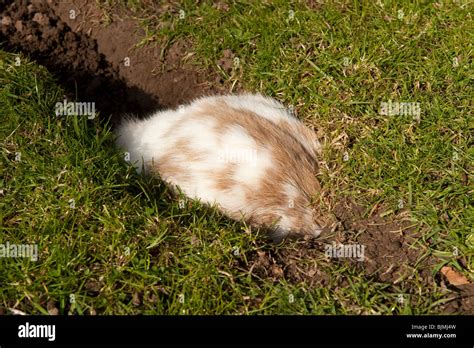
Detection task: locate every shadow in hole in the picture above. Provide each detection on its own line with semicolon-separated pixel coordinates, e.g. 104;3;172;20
0;0;161;127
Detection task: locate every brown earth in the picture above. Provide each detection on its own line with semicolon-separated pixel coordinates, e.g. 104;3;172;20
0;0;224;124
0;0;471;313
246;199;473;314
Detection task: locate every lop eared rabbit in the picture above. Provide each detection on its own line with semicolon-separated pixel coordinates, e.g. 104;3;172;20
116;94;328;241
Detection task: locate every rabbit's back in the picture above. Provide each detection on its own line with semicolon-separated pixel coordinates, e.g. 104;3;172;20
116;94;325;240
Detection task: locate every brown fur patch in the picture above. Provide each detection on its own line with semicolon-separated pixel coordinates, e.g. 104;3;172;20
149;139;195;182
214;163;237;191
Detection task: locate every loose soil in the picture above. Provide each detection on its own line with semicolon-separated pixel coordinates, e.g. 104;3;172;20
0;0;224;123
1;0;471;313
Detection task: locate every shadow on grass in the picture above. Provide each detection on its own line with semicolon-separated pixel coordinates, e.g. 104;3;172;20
0;0;161;127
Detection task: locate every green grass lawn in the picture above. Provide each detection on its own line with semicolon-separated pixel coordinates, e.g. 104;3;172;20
1;1;472;314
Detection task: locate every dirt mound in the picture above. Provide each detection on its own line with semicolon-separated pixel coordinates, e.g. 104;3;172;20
248;199;429;285
0;0;223;124
246;199;473;313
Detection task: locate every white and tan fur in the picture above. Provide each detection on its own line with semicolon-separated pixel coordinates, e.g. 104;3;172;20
116;94;327;241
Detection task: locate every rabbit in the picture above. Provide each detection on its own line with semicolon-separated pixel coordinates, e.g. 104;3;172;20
116;93;329;241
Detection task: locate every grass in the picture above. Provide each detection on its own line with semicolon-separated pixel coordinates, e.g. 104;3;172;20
125;0;472;277
1;0;473;314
